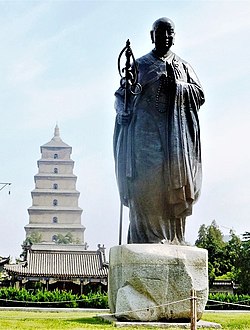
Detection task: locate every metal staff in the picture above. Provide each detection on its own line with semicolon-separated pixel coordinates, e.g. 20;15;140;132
0;182;11;194
117;40;141;245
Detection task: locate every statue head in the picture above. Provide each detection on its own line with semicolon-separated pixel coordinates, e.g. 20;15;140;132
150;17;175;56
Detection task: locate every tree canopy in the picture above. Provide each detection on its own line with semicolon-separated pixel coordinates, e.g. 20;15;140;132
195;221;249;294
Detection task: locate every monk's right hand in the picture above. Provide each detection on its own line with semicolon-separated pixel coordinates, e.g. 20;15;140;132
117;113;132;125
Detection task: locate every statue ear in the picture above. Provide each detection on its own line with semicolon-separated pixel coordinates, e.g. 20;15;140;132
172;33;176;45
150;30;155;44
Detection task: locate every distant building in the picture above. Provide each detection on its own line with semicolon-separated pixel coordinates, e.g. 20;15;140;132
24;125;85;245
5;126;108;292
210;279;238;295
0;256;10;286
5;244;108;293
0;256;10;272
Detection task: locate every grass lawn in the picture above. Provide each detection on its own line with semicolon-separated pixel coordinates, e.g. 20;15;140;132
202;311;250;329
0;310;249;329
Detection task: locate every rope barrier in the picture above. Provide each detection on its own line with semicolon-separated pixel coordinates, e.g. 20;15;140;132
102;297;191;318
208;298;250;304
0;296;106;304
206;298;250;309
205;298;250;308
0;296;249;310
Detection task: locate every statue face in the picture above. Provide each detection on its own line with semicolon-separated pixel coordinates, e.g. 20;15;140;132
152;23;175;56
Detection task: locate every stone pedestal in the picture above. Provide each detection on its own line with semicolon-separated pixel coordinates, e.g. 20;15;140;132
108;244;208;322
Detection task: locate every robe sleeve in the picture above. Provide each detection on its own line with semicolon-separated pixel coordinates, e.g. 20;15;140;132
114;87;125;114
167;60;204;217
181;62;205;111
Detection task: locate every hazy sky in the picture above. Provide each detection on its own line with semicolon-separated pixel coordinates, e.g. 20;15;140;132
0;0;249;259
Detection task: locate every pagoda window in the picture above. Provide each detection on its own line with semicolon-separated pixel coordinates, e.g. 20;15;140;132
52;235;58;242
53;183;58;190
54;168;58;174
54;153;58;159
53;199;58;206
53;217;58;223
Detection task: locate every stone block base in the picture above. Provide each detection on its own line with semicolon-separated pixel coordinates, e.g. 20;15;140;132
108;244;208;322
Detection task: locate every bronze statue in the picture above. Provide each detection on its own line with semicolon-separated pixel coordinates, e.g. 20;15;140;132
114;17;205;244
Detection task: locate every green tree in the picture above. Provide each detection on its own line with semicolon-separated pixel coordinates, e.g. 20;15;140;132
20;232;42;260
195;224;208;246
196;220;226;279
195;224;250;293
54;232;74;244
24;232;42;245
237;231;250;294
223;230;242;280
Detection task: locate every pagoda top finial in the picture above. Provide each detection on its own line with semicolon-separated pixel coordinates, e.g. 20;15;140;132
52;124;61;141
41;124;71;149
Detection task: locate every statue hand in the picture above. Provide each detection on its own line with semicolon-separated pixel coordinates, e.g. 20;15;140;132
166;62;175;83
117;112;132;125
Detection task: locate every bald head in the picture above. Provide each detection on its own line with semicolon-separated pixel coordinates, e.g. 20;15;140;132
152;17;175;32
150;17;175;56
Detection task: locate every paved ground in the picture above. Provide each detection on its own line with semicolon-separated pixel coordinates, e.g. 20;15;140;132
98;314;222;329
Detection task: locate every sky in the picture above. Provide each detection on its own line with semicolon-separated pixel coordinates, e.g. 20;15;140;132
0;0;249;260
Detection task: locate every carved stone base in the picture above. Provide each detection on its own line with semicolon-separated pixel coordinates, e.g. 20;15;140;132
108;244;208;322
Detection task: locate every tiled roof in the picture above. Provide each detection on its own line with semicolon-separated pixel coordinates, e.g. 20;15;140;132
5;249;108;279
0;256;10;266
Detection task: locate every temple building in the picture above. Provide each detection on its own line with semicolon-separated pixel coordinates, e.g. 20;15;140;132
24;125;85;245
5;244;108;292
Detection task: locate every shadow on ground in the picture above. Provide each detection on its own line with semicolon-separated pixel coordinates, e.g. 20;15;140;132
68;317;110;326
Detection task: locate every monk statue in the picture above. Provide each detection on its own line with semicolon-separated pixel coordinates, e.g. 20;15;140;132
113;17;205;245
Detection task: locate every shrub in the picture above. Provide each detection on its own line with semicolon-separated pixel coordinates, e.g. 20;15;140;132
206;293;250;310
78;291;108;309
0;287;108;308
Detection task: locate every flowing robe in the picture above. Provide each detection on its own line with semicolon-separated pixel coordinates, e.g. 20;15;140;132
114;50;205;244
